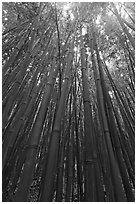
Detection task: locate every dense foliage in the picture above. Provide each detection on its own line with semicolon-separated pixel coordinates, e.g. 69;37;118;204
2;2;135;202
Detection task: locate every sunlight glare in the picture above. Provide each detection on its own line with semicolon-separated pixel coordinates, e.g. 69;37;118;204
70;12;74;20
63;3;70;11
62;3;74;21
82;27;87;35
74;47;78;52
96;15;101;25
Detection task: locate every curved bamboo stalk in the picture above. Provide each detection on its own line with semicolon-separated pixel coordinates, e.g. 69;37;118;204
40;41;74;201
90;21;127;201
111;3;135;50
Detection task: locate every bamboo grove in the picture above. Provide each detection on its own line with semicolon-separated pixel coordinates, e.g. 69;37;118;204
2;2;135;202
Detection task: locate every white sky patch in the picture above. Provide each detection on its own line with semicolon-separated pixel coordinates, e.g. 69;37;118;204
100;29;104;34
105;60;109;66
108;10;113;16
106;35;109;40
82;27;87;35
96;15;101;25
105;59;116;72
69;12;74;20
3;10;7;14
62;3;74;20
63;3;70;11
109;90;114;98
74;46;80;61
99;51;103;60
74;46;78;52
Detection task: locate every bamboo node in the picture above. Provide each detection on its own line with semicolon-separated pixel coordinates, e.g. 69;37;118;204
15;46;21;52
104;129;109;133
47;82;52;86
64;76;69;80
25;144;38;150
85;159;96;165
20;117;25;121
122;26;127;31
22;101;27;104
9;129;14;133
96;77;100;81
83;99;90;103
15;81;21;84
81;47;85;50
81;67;86;70
53;128;60;133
